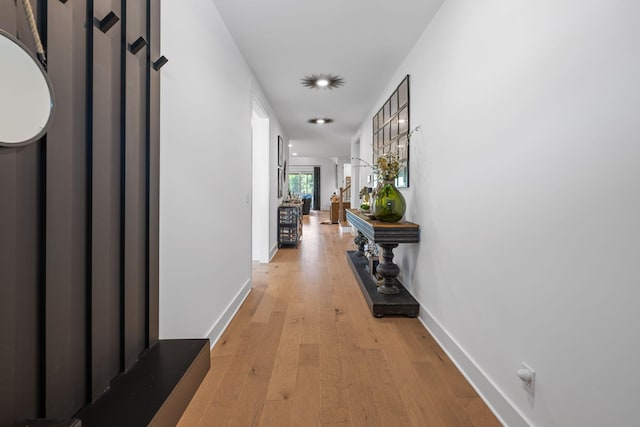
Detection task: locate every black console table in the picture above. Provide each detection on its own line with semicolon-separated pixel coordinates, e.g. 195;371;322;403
345;209;420;317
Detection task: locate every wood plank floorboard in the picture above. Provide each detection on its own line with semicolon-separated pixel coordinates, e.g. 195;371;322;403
178;211;501;427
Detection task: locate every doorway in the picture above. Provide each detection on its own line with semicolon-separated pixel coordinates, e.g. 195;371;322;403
288;171;314;215
288;172;314;199
251;99;270;263
288;164;321;211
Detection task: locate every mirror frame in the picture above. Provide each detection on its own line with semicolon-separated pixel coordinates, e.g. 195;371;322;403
0;28;55;148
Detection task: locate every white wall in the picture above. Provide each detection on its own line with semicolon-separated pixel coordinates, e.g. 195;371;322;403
355;1;640;426
160;0;285;342
251;105;269;263
336;156;350;190
343;163;351;187
350;135;361;207
289;156;338;210
250;84;288;261
251;81;289;259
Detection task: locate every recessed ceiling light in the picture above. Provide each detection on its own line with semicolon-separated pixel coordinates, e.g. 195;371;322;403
292;152;298;156
301;74;344;90
307;118;333;124
288;143;293;147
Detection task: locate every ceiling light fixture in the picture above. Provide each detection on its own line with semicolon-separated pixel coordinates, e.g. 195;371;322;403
308;118;333;124
288;143;293;147
301;74;344;90
292;153;298;156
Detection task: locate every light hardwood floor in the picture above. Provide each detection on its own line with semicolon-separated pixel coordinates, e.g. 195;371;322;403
178;211;501;426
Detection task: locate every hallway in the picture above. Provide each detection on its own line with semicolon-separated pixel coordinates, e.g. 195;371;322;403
178;211;500;426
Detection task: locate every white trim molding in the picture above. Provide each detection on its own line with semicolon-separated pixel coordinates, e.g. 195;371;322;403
419;309;533;427
205;278;252;349
269;243;278;262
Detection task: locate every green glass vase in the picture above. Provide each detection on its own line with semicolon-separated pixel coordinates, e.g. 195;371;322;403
373;180;406;222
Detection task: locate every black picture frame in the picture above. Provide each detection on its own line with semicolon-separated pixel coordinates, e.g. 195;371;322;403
277;168;283;198
372;75;410;188
277;135;284;167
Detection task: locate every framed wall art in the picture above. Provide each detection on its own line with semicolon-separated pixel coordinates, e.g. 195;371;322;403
277;135;284;167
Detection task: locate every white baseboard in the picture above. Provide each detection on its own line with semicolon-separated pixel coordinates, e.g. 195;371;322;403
205;278;252;349
418;309;532;427
269;243;278;261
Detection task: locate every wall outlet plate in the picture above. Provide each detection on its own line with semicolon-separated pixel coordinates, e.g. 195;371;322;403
519;362;535;395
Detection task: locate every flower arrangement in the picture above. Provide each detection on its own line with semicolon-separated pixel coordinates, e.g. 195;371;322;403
352;150;402;181
375;152;401;181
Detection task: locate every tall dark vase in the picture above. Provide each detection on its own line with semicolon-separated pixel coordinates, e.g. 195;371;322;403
373;180;406;222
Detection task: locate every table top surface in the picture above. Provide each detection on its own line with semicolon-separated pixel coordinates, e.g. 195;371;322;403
346;209;420;243
346;209;419;229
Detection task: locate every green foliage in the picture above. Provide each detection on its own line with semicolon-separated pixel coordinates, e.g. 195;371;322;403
288;172;313;196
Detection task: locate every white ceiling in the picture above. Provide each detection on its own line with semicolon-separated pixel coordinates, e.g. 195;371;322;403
212;0;444;158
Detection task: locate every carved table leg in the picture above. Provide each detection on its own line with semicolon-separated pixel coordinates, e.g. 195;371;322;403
354;231;367;257
376;243;400;294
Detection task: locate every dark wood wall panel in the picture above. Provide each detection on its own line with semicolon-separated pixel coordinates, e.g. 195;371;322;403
0;0;17;33
0;150;21;426
0;14;19;416
123;0;149;370
147;0;161;346
0;4;43;424
45;0;89;418
91;0;124;399
0;146;42;425
0;0;160;423
15;144;43;422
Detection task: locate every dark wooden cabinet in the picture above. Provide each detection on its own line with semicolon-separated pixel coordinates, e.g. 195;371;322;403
278;204;303;248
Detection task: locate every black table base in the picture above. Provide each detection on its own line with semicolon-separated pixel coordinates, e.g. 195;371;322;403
346;250;419;318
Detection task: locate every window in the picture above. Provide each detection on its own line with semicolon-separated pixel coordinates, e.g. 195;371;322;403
288;172;313;198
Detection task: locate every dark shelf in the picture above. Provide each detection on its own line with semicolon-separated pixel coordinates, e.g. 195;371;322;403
75;339;209;427
278;204;302;248
346;251;419;318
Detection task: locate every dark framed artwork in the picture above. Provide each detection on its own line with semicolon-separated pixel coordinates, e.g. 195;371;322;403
277;168;283;198
277;135;284;167
372;75;410;187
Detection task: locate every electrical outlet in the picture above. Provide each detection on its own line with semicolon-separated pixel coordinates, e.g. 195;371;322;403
517;362;535;395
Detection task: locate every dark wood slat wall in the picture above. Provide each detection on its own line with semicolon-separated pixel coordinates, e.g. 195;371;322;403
148;0;161;346
16;0;43;415
15;143;42;422
123;0;149;371
0;152;20;424
91;0;124;400
0;1;43;424
0;5;18;420
45;0;89;418
0;0;17;32
0;0;161;424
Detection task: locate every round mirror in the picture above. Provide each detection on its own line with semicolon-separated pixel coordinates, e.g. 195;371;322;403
0;29;54;147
